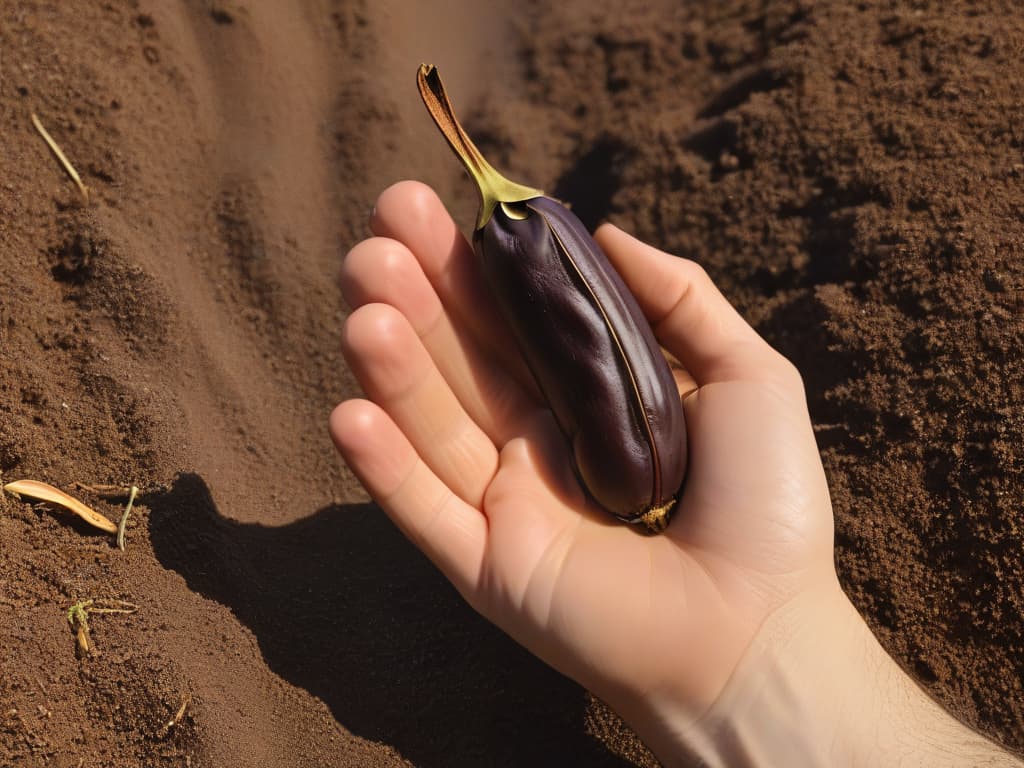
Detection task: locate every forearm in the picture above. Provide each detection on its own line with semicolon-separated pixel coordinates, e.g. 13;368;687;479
626;580;1023;767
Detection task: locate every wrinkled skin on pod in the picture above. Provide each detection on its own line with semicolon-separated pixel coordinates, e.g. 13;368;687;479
417;64;687;532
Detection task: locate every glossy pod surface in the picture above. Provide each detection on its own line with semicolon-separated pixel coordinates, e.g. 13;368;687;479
418;64;687;532
478;199;687;529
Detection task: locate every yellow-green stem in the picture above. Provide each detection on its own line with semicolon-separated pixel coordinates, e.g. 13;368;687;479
417;64;542;230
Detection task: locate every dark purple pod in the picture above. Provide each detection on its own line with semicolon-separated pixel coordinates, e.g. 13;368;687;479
417;64;687;532
477;198;686;529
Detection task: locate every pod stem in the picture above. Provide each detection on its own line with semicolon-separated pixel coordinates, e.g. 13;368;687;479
417;64;542;230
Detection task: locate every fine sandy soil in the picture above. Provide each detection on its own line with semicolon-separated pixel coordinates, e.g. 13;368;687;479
2;1;1023;766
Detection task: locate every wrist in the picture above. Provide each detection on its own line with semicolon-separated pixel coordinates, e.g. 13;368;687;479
622;577;1022;767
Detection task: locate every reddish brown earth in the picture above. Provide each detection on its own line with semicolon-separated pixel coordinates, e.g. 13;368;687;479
2;1;1023;765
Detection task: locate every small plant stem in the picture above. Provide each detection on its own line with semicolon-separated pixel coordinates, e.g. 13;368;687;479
66;599;138;656
67;600;93;655
116;485;139;551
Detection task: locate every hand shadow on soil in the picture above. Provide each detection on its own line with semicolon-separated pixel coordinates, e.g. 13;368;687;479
146;473;638;768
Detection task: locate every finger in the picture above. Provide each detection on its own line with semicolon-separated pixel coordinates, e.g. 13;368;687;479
329;399;487;597
342;303;499;507
672;365;699;401
595;224;793;385
663;348;699;400
341;237;536;444
368;180;538;391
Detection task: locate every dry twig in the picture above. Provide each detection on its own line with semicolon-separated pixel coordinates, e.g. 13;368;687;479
30;112;89;203
73;482;131;498
157;694;191;739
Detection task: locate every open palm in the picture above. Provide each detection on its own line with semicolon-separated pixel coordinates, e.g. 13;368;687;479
330;181;838;730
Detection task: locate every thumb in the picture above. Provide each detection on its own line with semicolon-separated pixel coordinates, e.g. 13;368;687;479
595;224;784;386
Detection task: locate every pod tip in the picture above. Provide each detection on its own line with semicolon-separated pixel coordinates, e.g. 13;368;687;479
638;500;675;534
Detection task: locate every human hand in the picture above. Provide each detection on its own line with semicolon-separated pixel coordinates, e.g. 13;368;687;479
331;182;1024;767
329;180;839;735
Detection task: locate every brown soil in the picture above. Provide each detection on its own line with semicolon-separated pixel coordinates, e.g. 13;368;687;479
1;1;1022;765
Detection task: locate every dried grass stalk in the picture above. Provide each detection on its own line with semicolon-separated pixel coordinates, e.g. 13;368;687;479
30;112;89;203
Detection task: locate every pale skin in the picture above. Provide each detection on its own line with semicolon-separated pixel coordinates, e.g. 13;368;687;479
330;181;1023;767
